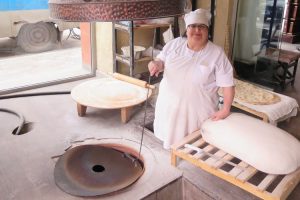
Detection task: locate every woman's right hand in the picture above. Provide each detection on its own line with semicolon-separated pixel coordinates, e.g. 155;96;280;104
148;60;164;77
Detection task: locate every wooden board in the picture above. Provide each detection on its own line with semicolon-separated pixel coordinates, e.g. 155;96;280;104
171;130;300;200
232;101;269;122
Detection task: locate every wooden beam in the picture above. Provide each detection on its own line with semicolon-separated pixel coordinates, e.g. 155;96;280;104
77;103;87;116
121;106;132;123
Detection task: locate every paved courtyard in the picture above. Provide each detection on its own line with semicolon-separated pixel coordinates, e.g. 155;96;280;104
0;31;91;94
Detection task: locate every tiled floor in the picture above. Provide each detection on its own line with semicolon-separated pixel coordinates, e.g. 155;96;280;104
277;74;300;139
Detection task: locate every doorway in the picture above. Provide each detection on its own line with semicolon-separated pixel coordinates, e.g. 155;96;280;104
232;0;300;91
0;22;95;95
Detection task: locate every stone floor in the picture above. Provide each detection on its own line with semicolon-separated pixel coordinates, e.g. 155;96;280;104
1;75;300;200
0;34;91;94
0;79;182;200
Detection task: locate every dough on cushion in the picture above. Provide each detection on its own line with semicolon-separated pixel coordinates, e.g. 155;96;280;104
201;113;300;174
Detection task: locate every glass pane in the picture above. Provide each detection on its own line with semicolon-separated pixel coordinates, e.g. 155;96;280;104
233;0;285;90
0;6;95;94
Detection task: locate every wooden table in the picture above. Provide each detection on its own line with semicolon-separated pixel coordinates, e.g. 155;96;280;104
219;79;299;124
71;78;152;123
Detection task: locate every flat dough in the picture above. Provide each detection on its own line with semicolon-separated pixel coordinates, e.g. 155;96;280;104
219;79;281;105
71;78;151;109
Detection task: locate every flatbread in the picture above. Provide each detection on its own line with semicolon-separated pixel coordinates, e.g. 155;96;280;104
219;79;281;105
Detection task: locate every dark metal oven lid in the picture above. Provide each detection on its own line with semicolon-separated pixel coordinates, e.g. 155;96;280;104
49;0;186;21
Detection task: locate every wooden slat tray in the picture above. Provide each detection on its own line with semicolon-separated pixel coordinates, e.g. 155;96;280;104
171;130;300;200
232;101;269;122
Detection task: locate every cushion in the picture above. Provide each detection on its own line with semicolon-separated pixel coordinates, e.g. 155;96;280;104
201;113;300;174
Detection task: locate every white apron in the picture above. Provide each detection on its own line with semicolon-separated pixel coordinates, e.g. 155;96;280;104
154;48;219;149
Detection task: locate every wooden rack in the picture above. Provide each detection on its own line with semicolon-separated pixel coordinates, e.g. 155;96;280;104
171;130;300;200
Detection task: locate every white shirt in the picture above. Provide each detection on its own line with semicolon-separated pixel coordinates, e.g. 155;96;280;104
154;37;234;149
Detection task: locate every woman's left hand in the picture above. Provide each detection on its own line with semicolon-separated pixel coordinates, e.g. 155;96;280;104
211;86;234;121
210;108;230;121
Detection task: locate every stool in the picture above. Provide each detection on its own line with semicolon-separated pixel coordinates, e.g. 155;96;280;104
257;48;300;90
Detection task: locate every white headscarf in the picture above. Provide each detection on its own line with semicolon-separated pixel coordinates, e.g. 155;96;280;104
184;8;211;28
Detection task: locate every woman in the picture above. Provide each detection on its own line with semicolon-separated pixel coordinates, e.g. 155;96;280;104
148;9;235;149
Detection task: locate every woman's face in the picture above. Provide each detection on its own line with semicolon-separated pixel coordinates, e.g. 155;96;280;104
186;24;209;46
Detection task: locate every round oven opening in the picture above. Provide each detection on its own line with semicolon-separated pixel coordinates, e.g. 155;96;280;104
54;143;144;197
92;164;105;173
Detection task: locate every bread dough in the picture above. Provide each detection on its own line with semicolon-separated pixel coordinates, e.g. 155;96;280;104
201;113;300;174
71;78;151;109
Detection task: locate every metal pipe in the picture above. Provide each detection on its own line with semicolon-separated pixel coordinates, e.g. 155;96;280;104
0;91;70;135
0;91;70;100
0;108;25;135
